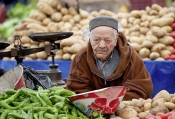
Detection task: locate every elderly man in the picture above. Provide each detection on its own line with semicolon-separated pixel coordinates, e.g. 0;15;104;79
66;16;153;100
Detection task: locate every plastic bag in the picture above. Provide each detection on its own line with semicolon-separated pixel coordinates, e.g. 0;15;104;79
23;66;52;90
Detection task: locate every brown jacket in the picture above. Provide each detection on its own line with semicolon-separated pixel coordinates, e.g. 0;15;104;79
66;32;153;100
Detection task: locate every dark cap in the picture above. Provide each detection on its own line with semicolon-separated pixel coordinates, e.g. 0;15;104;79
89;16;118;31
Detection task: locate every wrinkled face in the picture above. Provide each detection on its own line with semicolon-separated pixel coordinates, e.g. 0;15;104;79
89;26;118;62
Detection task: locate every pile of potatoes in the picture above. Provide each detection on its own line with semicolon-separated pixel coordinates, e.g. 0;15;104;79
117;4;175;60
3;1;175;60
116;90;175;119
4;0;94;60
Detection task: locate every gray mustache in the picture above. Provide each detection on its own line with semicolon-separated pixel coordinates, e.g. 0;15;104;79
97;49;107;52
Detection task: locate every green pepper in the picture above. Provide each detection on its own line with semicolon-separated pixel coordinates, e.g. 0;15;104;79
33;113;39;119
44;113;55;119
49;95;65;104
38;111;45;119
0;111;8;119
71;106;78;117
3;88;22;103
0;98;30;109
36;93;47;107
39;93;53;107
5;89;17;95
55;89;76;97
77;109;89;119
22;103;41;111
8;112;25;119
27;110;33;119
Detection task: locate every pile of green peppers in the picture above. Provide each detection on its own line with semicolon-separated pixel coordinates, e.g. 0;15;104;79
0;87;104;119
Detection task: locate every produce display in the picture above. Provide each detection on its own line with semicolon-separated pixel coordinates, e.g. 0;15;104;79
3;0;174;60
116;90;175;119
0;86;103;119
118;4;175;60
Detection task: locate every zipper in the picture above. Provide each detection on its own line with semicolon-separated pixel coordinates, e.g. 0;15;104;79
124;82;152;98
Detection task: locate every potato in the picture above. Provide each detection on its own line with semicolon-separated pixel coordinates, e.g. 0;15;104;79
133;19;141;25
62;53;71;60
48;0;58;8
73;14;81;23
27;23;48;32
143;102;152;111
129;25;140;32
70;54;76;60
151;45;161;52
130;99;143;107
69;7;77;16
56;1;62;10
21;36;31;44
151;26;166;38
149;52;160;60
24;56;33;60
142;40;154;49
150;105;169;115
146;35;158;43
159;36;174;45
21;18;42;25
69;43;83;54
152;4;162;12
165;46;174;51
129;31;140;37
140;27;149;35
56;50;63;56
51;12;62;22
153;90;171;102
29;10;46;21
120;18;127;28
60;7;69;15
118;107;138;119
37;2;55;15
155;57;165;60
138;112;150;119
160;50;171;58
170;97;175;104
139;48;150;58
129;42;142;52
62;15;72;22
42;18;52;26
146;6;152;13
162;26;172;33
156;43;166;50
62;46;70;53
149;10;158;15
36;51;48;59
159;8;168;17
29;54;37;59
47;22;58;32
55;55;62;60
130;10;141;18
150;17;174;27
164;102;175;110
80;9;89;18
128;17;135;23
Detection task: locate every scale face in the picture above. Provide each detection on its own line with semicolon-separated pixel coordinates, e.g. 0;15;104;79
28;32;73;42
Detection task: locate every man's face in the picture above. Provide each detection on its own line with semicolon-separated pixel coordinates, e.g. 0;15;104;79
89;26;118;62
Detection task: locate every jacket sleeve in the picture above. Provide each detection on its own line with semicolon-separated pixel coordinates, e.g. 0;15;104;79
66;51;93;93
122;49;153;100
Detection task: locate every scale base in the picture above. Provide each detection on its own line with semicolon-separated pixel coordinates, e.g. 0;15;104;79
37;66;65;85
